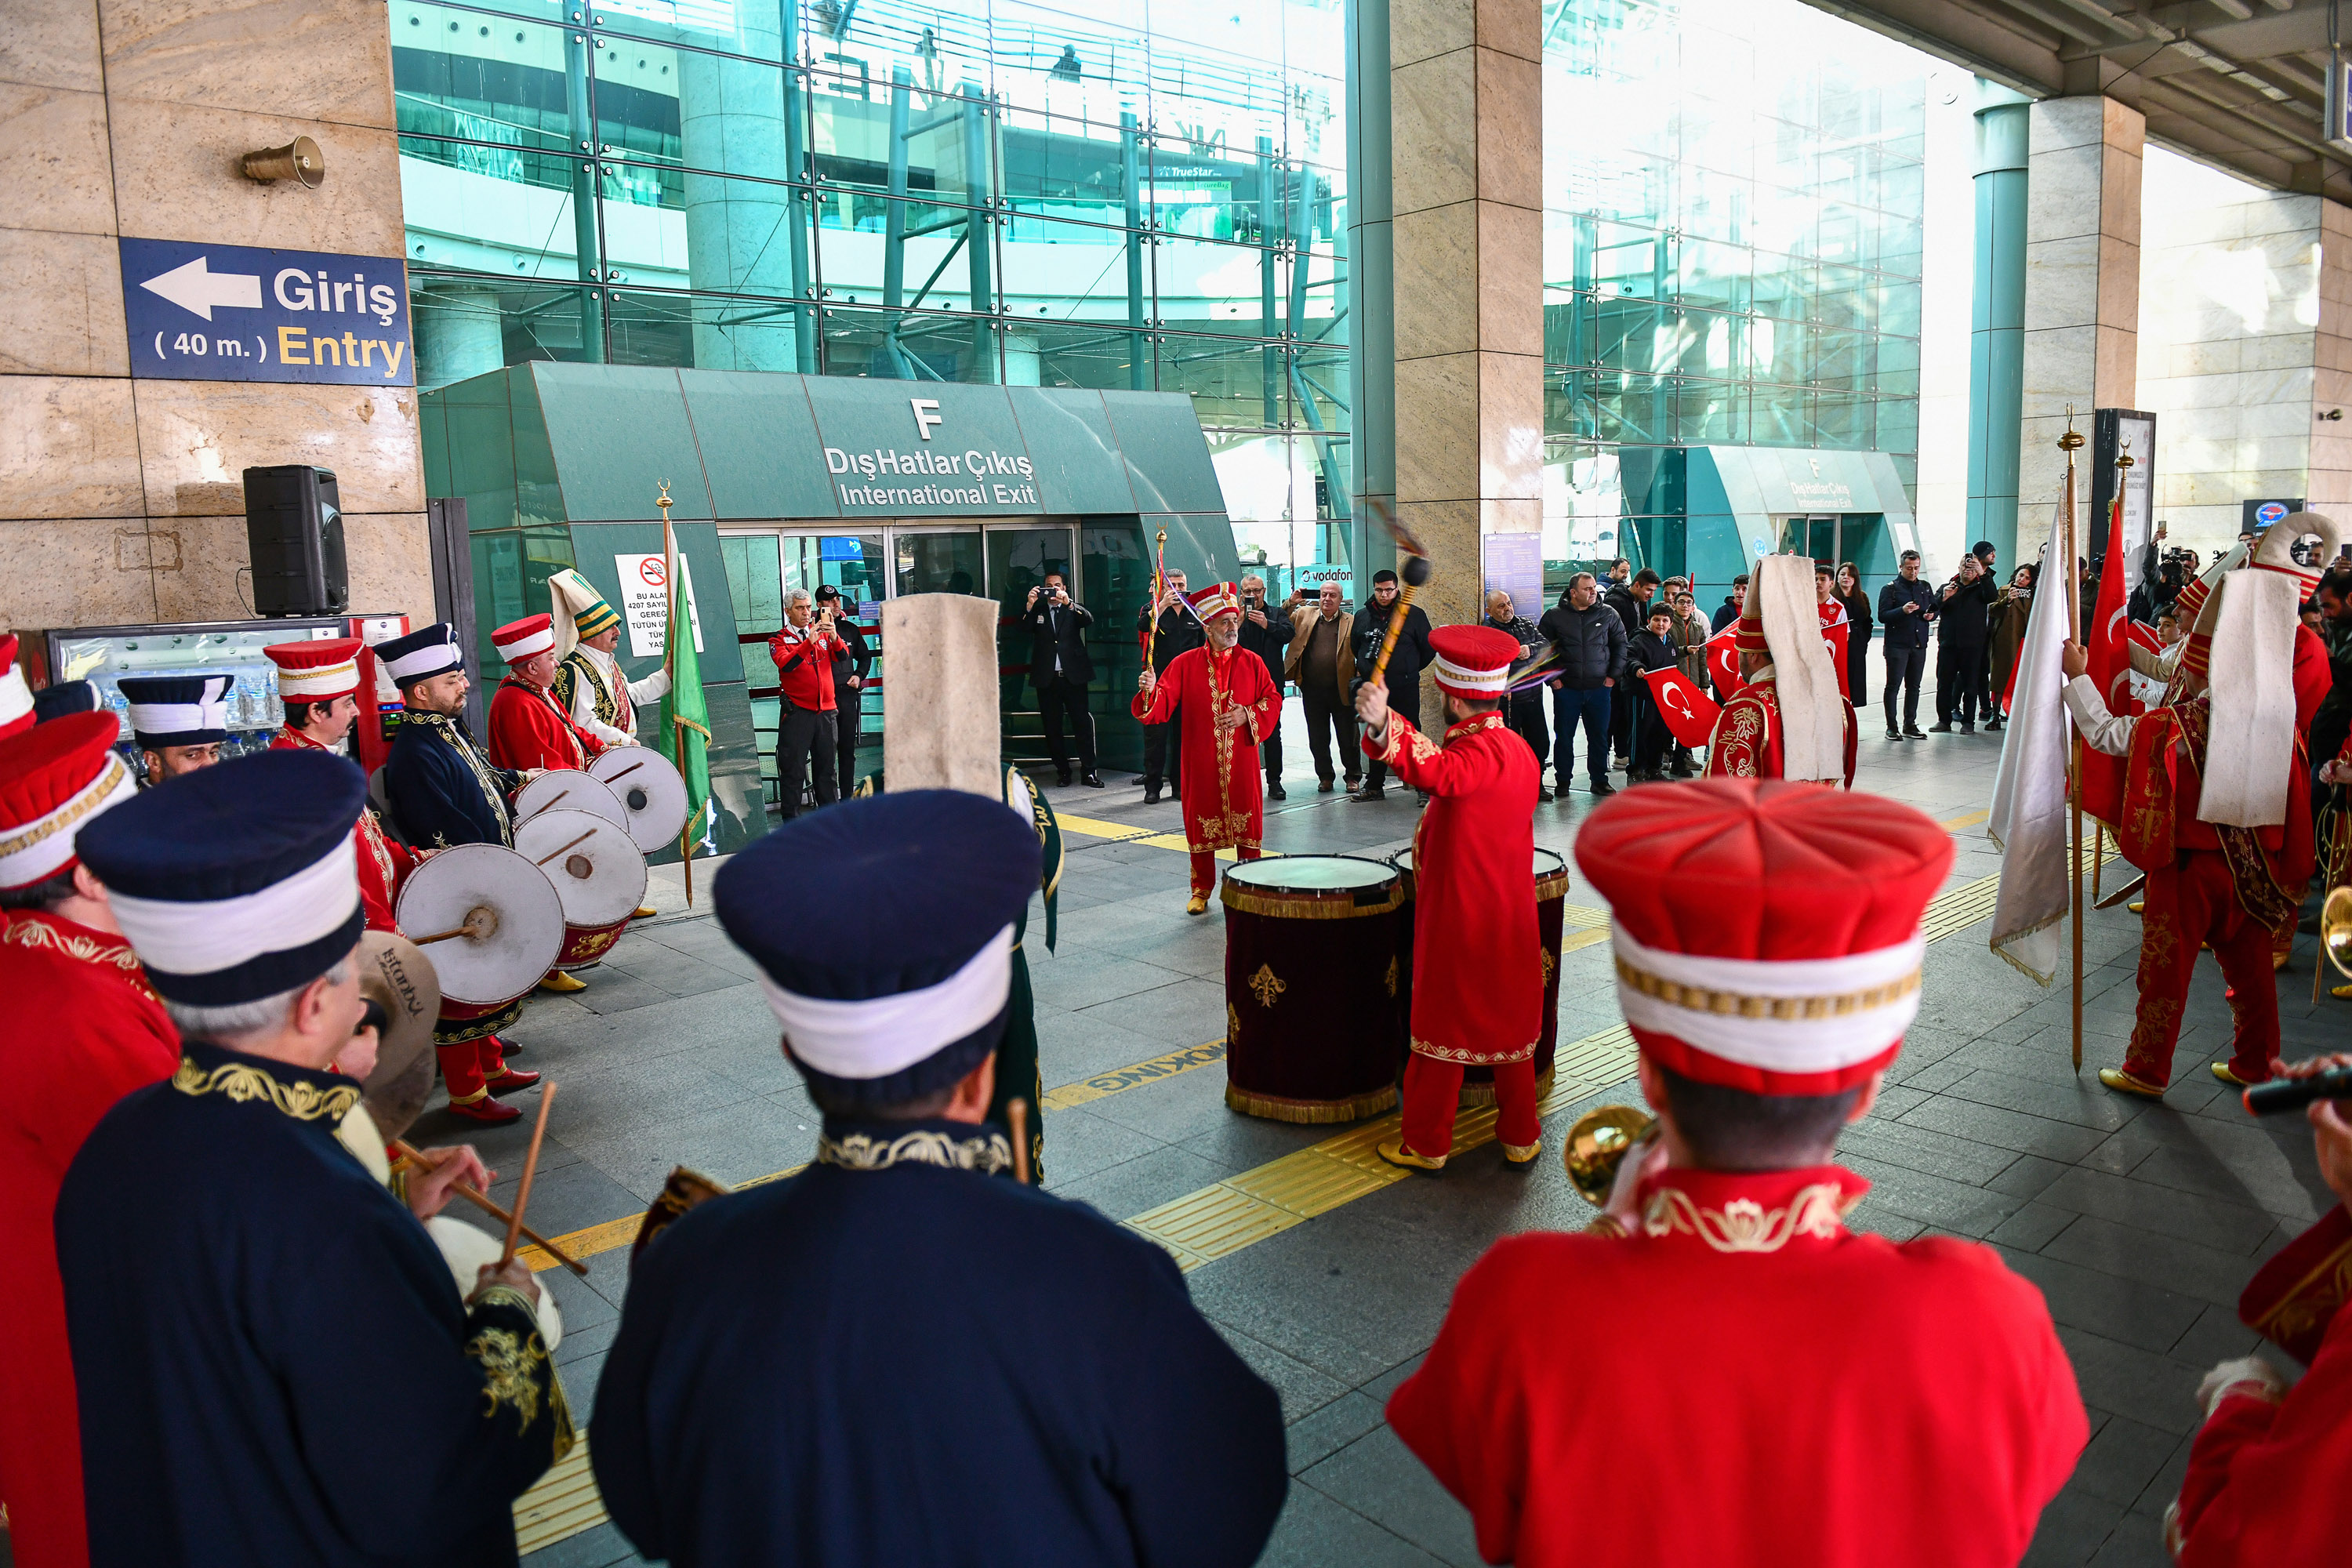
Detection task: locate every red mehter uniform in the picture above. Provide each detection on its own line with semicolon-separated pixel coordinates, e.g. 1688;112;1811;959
1387;779;2086;1566
0;714;177;1568
2167;1198;2352;1564
1704;556;1857;786
487;612;607;773
1704;670;1858;786
1130;583;1282;904
268;728;419;933
1366;626;1543;1165
768;619;848;710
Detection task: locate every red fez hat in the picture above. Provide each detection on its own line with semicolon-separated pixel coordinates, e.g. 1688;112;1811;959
1428;624;1517;698
1574;779;1953;1095
0;711;137;890
263;636;363;702
492;614;557;662
1189;582;1241;621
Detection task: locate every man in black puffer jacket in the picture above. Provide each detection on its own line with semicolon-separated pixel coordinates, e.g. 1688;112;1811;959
1537;572;1627;797
1930;555;1998;734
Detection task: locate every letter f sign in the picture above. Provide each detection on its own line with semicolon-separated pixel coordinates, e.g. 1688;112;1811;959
910;398;943;441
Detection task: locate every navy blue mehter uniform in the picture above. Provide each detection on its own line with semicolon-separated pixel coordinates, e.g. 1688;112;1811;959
56;750;571;1568
591;790;1287;1568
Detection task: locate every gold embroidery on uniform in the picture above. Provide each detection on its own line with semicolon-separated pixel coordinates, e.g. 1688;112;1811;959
1226;1002;1241;1042
1384;954;1399;997
1410;1035;1536;1065
464;1314;564;1440
1248;962;1287;1007
1613;956;1921;1020
0;754;128;858
171;1057;361;1121
410;710;514;847
1641;1181;1854;1252
1540;948;1555;985
818;1128;1014;1173
5;916;144;972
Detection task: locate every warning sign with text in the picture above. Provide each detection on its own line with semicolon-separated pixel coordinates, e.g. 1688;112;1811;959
615;554;706;660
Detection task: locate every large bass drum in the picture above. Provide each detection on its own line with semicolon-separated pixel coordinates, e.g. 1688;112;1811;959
512;768;627;829
393;844;564;1021
588;745;691;853
513;808;647;971
1220;856;1404;1123
355;931;441;1144
1389;847;1568;1105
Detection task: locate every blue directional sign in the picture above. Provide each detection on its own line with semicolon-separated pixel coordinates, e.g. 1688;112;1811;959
119;238;414;387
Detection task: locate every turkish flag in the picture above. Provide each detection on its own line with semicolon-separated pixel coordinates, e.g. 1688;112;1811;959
1642;666;1722;749
1705;625;1745;700
2078;493;2134;827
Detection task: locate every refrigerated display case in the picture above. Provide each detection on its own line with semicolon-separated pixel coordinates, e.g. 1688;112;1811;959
38;613;411;771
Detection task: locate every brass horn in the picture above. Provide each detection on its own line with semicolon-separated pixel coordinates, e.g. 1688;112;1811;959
1563;1104;1657;1207
2322;885;2352;983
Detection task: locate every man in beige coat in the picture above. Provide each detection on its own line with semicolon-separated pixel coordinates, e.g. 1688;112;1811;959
1281;581;1360;793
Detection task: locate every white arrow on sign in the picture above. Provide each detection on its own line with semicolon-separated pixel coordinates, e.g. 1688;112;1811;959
140;256;263;321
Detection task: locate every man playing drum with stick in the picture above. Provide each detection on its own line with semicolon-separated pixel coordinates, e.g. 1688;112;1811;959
55;749;573;1568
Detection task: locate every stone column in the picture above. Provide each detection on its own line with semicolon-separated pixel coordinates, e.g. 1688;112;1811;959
1964;92;2027;566
2018;96;2142;549
1388;0;1543;652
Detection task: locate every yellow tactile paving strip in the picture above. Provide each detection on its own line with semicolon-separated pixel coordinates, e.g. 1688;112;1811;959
513;1434;602;1555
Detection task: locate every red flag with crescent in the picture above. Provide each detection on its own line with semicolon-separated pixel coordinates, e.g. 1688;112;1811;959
2078;490;2133;827
1704;623;1744;700
1642;666;1723;749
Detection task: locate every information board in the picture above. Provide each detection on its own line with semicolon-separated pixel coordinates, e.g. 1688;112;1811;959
119;237;415;387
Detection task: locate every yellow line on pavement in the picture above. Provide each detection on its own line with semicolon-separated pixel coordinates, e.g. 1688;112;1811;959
1940;808;1991;830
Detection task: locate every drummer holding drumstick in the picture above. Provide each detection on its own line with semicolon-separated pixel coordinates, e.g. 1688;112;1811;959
1355;624;1545;1171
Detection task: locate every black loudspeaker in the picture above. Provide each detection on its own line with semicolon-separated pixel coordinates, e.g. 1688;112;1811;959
244;465;348;616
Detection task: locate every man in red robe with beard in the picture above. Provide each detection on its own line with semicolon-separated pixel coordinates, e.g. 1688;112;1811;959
1132;583;1283;914
0;713;178;1568
1354;623;1544;1170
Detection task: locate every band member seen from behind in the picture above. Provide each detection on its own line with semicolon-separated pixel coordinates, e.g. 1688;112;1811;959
1282;580;1359;794
1135;568;1200;803
593;790;1287;1568
813;586;873;798
1388;780;2086;1567
1020;569;1099;788
1235;574;1294;800
58;750;572;1568
768;588;851;819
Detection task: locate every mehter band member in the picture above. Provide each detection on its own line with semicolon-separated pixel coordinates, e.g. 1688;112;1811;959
58;750;572;1568
1356;624;1544;1171
265;637;426;934
0;713;174;1568
377;622;540;1126
1131;581;1282;913
1388;779;2086;1568
487;613;606;775
1704;553;1857;786
2062;513;2338;1097
0;632;34;739
592;790;1288;1567
118;673;231;783
547;568;672;750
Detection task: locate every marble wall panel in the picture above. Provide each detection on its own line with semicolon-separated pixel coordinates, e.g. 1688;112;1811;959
106;101;401;255
1474;0;1541;63
1476;201;1541;358
0;516;160;626
1390;50;1475;220
2020;324;2096;423
343;509;434;621
0;84;118;236
1393;351;1478;503
132;379;423;517
147;511;241;622
2096;233;2138;329
1477;353;1543;499
2024;143;2103;245
2100;147;2142;248
0;2;105;93
1392;0;1473;70
1398;496;1479;630
96;0;396;130
1393;205;1479;361
2022;234;2097;334
0;376;143;517
1474;50;1540;209
0;228;129;376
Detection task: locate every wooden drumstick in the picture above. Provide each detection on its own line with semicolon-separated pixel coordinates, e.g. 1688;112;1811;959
1007;1098;1031;1185
1367;555;1434;690
532;826;597;867
601;758;648;783
394;1142;589;1276
498;1081;557;1269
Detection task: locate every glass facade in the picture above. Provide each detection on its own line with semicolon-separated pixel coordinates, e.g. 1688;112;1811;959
390;0;1348;582
1541;0;1929;585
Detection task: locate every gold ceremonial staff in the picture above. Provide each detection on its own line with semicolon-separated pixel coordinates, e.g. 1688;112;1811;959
2059;416;2085;1073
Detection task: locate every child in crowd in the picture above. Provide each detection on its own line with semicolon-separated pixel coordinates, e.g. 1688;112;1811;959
1625;604;1679;782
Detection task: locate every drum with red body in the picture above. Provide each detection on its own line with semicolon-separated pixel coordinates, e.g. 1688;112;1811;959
1388;847;1569;1104
1220;856;1405;1123
514;808;646;971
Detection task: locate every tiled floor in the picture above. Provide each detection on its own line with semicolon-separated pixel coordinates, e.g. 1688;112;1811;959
423;698;2342;1568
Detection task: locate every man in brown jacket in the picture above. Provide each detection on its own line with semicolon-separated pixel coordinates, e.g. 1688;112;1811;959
1282;581;1360;793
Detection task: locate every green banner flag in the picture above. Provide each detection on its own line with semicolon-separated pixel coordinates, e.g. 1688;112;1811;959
656;526;713;866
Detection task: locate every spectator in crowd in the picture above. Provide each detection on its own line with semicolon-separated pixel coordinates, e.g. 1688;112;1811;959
1354;570;1433;802
1018;571;1099;789
1661;586;1709;778
1604;557;1632;590
1711;573;1749;633
1602;569;1661;769
1539;572;1626;797
1878;549;1936;741
1234;575;1294;800
2302;597;2325;636
2155;610;2181;648
1282;582;1360;794
1930;554;1998;734
1624;604;1679;782
1969;542;1999;717
1485;589;1552;802
2126;521;2169;624
1985;564;2037;735
1135;568;1201;804
1834;561;1873;706
813;586;873;799
769;587;851;818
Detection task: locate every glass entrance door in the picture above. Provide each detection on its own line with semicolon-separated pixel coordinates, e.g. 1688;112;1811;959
720;529;887;811
1774;515;1840;562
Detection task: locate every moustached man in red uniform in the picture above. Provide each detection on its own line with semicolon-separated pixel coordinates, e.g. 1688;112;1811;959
0;713;179;1568
1387;779;2087;1568
1354;622;1544;1171
488;613;608;777
1132;582;1283;914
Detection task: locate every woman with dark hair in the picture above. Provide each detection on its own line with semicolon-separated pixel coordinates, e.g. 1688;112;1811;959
1986;563;2038;730
1835;561;1873;705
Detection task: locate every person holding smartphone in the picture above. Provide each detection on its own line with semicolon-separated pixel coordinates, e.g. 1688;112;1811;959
1022;571;1100;787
